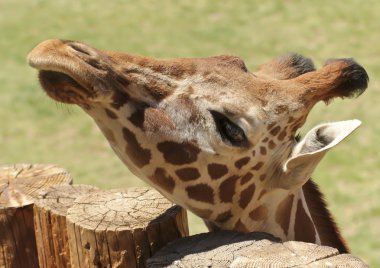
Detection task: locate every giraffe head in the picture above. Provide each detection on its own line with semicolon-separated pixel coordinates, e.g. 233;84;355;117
28;39;368;230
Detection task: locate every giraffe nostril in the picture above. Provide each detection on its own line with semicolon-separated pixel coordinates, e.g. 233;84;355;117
68;43;92;56
68;42;107;71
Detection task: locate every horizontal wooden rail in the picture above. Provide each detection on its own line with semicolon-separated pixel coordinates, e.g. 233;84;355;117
148;231;368;267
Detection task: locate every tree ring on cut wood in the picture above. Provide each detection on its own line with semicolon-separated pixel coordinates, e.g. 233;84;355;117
66;187;188;268
0;164;73;207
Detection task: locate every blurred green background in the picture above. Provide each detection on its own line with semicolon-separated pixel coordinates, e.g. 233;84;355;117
1;0;379;265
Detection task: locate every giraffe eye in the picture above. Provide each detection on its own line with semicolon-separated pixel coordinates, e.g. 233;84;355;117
210;111;248;147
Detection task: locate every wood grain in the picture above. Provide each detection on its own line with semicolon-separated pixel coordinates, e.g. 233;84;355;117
66;187;189;268
34;184;99;268
148;231;368;267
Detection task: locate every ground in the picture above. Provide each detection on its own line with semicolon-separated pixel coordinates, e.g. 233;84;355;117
1;0;379;266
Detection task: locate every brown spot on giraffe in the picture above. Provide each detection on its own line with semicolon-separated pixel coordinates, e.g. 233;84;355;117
249;205;268;221
122;128;151;168
270;126;281;136
157;141;200;165
260;146;267;155
111;91;129;109
234;219;249;232
240;172;253;185
294;198;316;243
207;163;228;180
150;168;176;194
175;167;201;181
234;156;250;169
251;162;264;171
259;174;266;181
262;137;269;143
215;210;233;223
105;108;118;119
275;194;294;236
219;175;239;203
128;107;145;129
186;183;214;204
239;183;256;209
268;140;276;150
267;123;275;131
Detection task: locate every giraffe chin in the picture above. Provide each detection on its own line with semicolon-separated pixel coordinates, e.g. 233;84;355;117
38;70;92;105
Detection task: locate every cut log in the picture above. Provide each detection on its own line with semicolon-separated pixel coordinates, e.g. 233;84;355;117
0;164;73;268
34;184;99;268
148;231;369;267
66;187;189;268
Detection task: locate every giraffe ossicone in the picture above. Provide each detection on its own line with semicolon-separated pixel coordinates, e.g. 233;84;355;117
28;39;369;253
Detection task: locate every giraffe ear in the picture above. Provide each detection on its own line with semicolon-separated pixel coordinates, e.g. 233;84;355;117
279;120;361;189
255;53;315;80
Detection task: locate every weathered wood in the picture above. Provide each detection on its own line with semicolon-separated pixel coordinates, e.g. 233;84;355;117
34;184;99;268
148;231;369;268
0;164;73;268
66;187;189;268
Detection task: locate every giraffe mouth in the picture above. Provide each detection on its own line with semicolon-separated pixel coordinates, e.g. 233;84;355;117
28;39;115;106
38;70;94;105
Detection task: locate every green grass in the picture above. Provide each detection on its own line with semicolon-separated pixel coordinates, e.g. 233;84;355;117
1;0;379;265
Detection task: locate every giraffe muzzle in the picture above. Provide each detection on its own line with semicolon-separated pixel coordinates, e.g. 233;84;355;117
28;39;122;105
28;39;179;106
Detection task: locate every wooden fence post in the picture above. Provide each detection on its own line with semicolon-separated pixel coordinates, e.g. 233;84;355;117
0;164;72;268
34;184;99;268
66;187;188;268
148;231;369;267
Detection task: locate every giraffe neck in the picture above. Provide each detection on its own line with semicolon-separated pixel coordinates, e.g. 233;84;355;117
301;180;349;253
212;179;349;253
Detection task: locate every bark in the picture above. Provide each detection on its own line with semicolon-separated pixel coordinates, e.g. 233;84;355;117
34;184;99;268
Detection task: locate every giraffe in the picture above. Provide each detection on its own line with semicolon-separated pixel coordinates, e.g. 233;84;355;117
28;39;368;253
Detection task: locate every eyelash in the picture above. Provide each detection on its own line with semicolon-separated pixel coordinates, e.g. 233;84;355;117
210;110;248;147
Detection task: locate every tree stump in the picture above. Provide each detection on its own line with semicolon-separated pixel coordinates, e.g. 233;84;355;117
66;187;189;268
0;164;73;268
148;231;368;267
34;184;99;268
